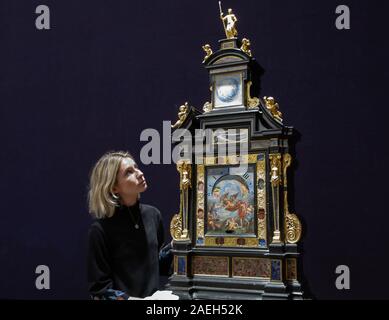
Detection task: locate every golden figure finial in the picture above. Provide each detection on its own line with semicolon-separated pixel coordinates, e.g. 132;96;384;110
264;96;283;122
219;2;238;39
181;167;191;190
240;38;252;57
270;157;281;187
202;44;213;63
171;102;190;129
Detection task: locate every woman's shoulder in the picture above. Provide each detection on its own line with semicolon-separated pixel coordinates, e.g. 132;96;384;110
89;219;105;233
140;203;162;219
87;219;107;243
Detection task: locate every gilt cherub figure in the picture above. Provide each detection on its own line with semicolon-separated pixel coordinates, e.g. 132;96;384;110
240;38;252;57
202;44;213;63
171;102;190;129
264;96;283;122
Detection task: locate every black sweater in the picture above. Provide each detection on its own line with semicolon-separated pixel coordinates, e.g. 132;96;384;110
87;201;172;300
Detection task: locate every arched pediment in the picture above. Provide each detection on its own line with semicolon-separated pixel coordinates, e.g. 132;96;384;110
205;50;250;67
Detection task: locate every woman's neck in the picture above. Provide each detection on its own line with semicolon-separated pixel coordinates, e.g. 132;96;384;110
119;194;139;207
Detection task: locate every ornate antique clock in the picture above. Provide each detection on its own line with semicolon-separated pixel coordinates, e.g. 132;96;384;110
167;7;304;300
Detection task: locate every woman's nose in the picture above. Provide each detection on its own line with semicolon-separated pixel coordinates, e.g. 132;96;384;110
136;169;144;178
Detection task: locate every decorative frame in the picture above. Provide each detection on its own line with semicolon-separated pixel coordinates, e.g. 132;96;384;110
213;71;244;108
206;163;256;237
195;153;267;248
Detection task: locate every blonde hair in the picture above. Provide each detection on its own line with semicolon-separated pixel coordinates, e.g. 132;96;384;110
88;151;134;219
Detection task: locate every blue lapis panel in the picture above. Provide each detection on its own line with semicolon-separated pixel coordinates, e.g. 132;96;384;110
271;260;281;281
196;238;204;245
257;153;265;161
177;256;186;275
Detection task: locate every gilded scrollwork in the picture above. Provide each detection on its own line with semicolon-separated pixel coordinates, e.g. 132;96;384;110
196;165;205;243
285;213;302;243
170;213;183;240
257;218;266;240
248;154;257;163
203;86;213;113
257;158;265;171
197;218;204;238
205;237;258;247
256;153;267;244
283;153;302;244
264;96;283;122
203;154;257;165
257;194;265;206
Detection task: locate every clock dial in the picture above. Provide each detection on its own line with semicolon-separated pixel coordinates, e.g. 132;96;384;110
205;165;256;236
216;77;239;103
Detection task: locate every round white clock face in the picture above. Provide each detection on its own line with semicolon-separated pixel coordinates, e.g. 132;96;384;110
216;77;239;103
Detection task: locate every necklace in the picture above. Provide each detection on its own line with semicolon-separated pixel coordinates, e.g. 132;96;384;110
128;207;140;229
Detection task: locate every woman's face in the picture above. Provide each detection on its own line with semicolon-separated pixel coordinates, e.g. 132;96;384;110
113;157;147;199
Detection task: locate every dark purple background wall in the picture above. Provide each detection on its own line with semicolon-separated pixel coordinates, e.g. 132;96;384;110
0;0;388;299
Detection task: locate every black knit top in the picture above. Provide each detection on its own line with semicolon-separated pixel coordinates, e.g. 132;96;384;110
87;201;172;300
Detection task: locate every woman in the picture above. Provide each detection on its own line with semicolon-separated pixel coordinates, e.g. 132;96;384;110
87;151;173;300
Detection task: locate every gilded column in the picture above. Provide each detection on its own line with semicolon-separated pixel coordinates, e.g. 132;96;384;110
170;160;191;241
269;153;282;243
